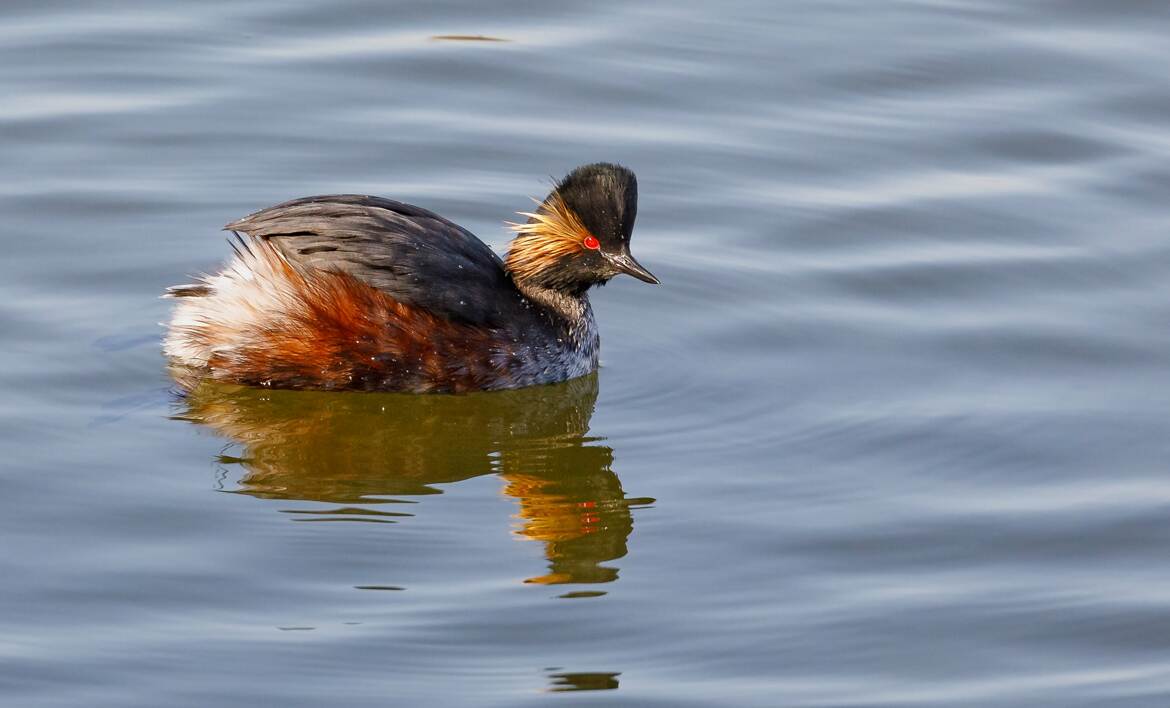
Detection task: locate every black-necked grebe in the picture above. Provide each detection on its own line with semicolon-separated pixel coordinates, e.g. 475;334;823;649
164;162;658;393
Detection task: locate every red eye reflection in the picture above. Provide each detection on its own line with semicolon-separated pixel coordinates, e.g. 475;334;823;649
583;235;600;250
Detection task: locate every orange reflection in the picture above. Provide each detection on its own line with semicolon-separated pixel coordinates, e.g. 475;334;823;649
174;371;652;587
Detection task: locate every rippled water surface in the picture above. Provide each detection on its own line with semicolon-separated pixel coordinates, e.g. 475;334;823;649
5;1;1170;705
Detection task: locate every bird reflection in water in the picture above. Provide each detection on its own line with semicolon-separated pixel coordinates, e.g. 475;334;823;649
173;371;652;589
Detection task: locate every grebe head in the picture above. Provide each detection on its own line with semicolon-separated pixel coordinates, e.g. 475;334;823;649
506;162;659;295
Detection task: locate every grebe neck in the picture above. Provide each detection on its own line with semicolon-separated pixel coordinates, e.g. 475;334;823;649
515;280;591;325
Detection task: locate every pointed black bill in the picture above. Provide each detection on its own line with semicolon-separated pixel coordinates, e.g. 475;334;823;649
609;251;660;284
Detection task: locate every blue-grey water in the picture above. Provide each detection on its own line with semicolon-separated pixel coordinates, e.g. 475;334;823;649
4;1;1170;705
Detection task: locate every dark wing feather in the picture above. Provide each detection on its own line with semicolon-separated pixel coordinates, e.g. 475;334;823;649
226;195;516;326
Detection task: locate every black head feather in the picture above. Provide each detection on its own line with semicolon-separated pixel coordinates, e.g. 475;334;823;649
554;163;638;249
506;163;656;295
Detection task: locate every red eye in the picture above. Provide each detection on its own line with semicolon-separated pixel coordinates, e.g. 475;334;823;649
583;235;600;250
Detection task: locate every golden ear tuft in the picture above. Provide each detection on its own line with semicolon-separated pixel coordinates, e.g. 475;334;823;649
504;192;592;282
